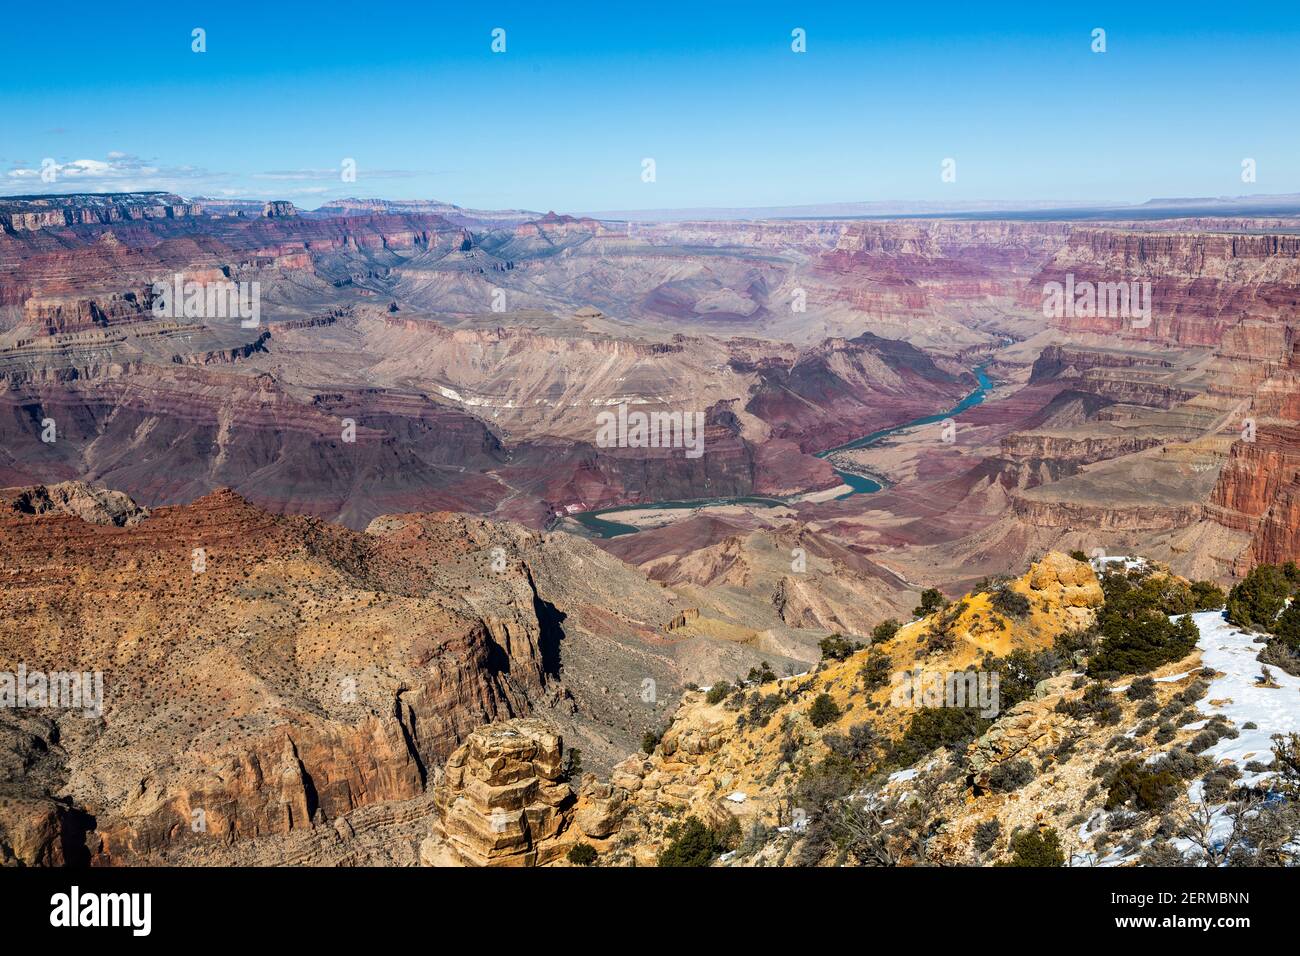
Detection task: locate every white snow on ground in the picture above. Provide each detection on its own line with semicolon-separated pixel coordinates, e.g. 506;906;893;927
1073;609;1300;865
1077;809;1104;842
1094;555;1148;572
1166;610;1300;856
1187;610;1300;786
882;759;936;790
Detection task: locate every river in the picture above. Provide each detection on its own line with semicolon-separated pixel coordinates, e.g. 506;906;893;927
568;364;991;538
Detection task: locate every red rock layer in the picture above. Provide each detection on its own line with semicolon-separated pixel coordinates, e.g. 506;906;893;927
1206;333;1300;569
0;489;558;862
1028;229;1300;349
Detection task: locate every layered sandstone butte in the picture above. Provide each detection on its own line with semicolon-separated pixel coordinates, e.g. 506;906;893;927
423;719;577;866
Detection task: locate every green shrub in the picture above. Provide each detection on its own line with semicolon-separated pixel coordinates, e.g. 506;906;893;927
705;681;732;705
1126;676;1156;700
1003;828;1064;867
925;620;957;654
1087;574;1199;677
1054;626;1098;662
913;588;947;618
1190;580;1226;611
858;650;893;691
567;842;598;866
642;728;662;754
1270;733;1300;796
991;588;1031;618
1150;746;1209;781
1201;766;1241;804
1272;601;1300;652
823;723;882;764
713;815;742;852
974;819;1001;854
1226;563;1298;631
1055;682;1121;725
746;693;783;727
886;708;992;769
987;759;1036;792
657;816;722;867
871;618;901;644
1104;759;1180;812
819;633;862;661
993;649;1060;711
796;752;859;811
562;748;582;780
808;693;842;728
746;661;777;684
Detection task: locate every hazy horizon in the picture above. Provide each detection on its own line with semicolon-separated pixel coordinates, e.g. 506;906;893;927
11;190;1300;225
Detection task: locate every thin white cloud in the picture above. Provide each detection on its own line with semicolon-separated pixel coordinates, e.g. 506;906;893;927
0;151;449;202
1;153;224;195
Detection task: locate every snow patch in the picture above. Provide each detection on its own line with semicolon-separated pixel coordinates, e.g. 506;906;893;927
1187;610;1300;788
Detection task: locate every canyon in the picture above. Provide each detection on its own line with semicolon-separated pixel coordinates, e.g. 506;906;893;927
2;191;1299;866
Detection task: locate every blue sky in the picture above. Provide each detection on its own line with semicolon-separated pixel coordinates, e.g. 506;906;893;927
2;1;1297;211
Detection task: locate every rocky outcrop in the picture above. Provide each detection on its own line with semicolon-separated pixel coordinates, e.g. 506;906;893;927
1025;550;1105;607
1029;345;1174;384
424;719;577;866
1000;432;1165;468
2;480;149;526
22;291;150;334
966;674;1081;791
1;193;201;233
574;777;629;839
0;797;96;866
1012;494;1203;532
